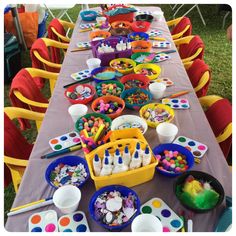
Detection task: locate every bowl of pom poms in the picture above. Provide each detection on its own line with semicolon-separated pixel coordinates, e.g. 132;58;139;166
120;74;150;90
174;171;225;213
96;80;124;97
45;155;90;189
89;185;140;231
120;88;152;110
128;32;149;42
153;143;194;177
91;96;125;119
134;63;161;80
110;58;136;75
64;84;96;104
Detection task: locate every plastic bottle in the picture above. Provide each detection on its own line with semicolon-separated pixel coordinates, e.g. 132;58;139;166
123;146;131;166
129;151;142;170
113;148;122;166
103;149;113;165
100;157;112;176
127;39;132;50
93;154;102;176
132;142;142;158
112;157;128;174
142;146;152;166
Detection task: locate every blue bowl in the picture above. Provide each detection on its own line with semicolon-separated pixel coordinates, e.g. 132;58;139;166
153;143;195;177
80;10;97;21
89;185;141;231
45;155;90;189
128;32;149;42
120;88;152;110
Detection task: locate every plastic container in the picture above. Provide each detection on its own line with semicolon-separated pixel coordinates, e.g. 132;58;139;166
86;58;101;71
153;143;195;177
134;63;161;80
95;80;124;97
174;170;225;213
80;10;98;21
156;122;178;143
89;185;141;230
131;52;156;64
135;14;154;23
45;155;90;189
91;66;120;83
131;21;151;32
85;128;158;189
96;16;107;25
111;21;132;29
128;32;149;42
149;82;166;99
68;104;88;123
64;84;95;105
91;95;125;119
120;74;150;89
110;27;131;36
89;30;111;41
131;40;152;53
110;58;136;75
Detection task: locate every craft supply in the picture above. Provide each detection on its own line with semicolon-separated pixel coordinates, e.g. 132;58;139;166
79;28;93;32
133;142;142;157
141;198;183;232
68;104;88;123
101;130;113;143
93;154;102;176
173;136;208;163
100;157;113;176
154;53;170;63
71;48;90;52
63;78;93;88
112;157;129;174
187;219;193;232
28;210;58;232
96;81;124;97
91;67;123;82
149;82;166;99
53;185;81;214
162;98;190;109
130;151;142;170
110;58;136;74
154;77;174;87
80;23;97;29
131;40;152;53
94;124;105;142
128;32;149;42
71;69;91;81
157;49;176;54
123;146;131;166
58;211;90;232
162;90;190;99
86;58;101;71
148;29;163;37
142;146;151;166
156;123;178;144
153;41;171;49
134;63;161;80
113;148;122;165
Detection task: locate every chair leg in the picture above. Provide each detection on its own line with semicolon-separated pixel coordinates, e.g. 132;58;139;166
222;11;230;29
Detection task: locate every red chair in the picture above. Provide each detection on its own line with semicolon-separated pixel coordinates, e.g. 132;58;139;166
199;95;232;160
185;59;211;97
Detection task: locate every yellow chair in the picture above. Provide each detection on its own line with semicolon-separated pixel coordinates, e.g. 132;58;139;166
4;107;45;192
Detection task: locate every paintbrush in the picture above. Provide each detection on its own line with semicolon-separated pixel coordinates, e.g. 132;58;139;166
71;47;91;52
63;77;93;88
162;90;190;99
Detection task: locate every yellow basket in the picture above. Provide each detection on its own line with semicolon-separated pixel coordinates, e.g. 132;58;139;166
85;128;158;189
134;63;161;80
139;103;175;128
110;58;136;75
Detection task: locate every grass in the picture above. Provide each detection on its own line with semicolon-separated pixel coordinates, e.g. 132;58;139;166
4;4;232;225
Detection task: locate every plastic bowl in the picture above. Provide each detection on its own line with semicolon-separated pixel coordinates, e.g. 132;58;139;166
131;52;156;64
174;170;225;213
96;80;124;97
111;21;132;29
120;74;150;89
131;40;152;53
128;32;149;42
90;30;111;41
110;58;136;75
91;67;121;83
120;88;152;110
89;185;141;231
45;155;90;189
131;21;151;32
153;143;195;177
80;10;98;21
91;95;125;119
110;27;131;36
64;84;96;105
135;14;154;23
111;114;148;134
134;63;161;80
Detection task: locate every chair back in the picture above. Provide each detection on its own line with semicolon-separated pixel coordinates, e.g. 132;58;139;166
172;16;192;38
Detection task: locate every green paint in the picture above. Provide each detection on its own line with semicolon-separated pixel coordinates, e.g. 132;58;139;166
178;137;186;142
142;206;152;214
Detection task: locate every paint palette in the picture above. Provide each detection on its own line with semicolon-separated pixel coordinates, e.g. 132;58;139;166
29;210;58;232
141;198;183;232
154;53;170;63
71;69;91;81
173;136;208;163
162;98;190;109
76;41;91;49
136;10;153;15
49;131;81;151
153;41;171;49
148;30;163;37
58;211;90;232
80;23;96;29
154;77;174;87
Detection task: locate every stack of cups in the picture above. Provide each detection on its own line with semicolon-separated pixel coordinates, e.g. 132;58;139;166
149;82;166;99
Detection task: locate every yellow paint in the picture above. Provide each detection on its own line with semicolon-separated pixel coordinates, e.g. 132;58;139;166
152;199;162;208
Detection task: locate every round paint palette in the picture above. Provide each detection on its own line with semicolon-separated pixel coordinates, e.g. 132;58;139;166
162;98;190;109
148;30;163;37
28;210;58;232
154;77;174;87
141;198;183;232
71;69;91;81
58;211;90;232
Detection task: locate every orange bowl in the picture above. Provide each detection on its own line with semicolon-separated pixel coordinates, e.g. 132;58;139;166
111;21;132;29
89;30;111;40
131;40;152;53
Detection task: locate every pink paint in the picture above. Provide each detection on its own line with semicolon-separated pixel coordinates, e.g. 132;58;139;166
73;138;81;143
198;145;206;150
163;226;170;232
45;223;56;232
180;99;187;103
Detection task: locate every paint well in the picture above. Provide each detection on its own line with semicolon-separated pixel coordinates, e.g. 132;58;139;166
31;215;41;224
198;145;206;150
161;209;171;217
142;206;152;214
45;223;56;232
170;219;181;228
76;224;87;232
188;141;196;146
50;139;58;144
59;217;70;227
31;227;42;232
152;199;162;208
54;144;62;150
178;137;186;142
73;213;84;222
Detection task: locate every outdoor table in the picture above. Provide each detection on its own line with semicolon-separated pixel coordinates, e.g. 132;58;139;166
5;6;232;232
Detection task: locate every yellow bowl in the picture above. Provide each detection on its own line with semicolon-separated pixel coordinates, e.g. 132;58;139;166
134;63;161;80
110;58;136;75
139;103;175;128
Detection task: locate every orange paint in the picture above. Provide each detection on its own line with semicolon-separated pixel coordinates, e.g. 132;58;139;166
185;146;192;151
31;215;41;224
50;139;58;144
59;217;70;226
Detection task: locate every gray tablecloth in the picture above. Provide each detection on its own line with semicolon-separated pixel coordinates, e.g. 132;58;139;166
5;6;232;232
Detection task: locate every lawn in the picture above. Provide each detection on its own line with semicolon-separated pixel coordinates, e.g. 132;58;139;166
4;4;232;224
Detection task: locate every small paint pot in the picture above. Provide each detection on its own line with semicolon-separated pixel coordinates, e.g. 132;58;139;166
86;58;101;71
53;185;81;214
131;214;163;232
149;82;166;99
68;104;88;123
156;122;178;144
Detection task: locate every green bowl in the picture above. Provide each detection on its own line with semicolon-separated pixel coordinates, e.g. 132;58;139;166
95;80;125;97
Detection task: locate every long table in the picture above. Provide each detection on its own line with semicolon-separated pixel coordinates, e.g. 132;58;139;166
5;6;232;232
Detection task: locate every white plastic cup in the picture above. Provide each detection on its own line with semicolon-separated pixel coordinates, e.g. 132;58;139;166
156;122;178;144
153;11;164;21
96;16;107;25
68;104;88;123
131;214;163;232
86;58;101;71
149;82;166;99
53;185;81;214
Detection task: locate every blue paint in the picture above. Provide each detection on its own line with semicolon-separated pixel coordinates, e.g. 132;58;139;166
60;136;68;141
31;227;42;232
76;224;87;232
73;213;84;222
63;229;73;232
170;219;181;228
172;99;178;103
188;141;196;146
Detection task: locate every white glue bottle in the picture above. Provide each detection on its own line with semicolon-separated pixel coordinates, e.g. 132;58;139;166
113;148;121;166
132;142;142;158
142;146;152;166
93;154;102;176
103;149;113;165
127;39;132;50
123;146;131;166
112;157;128;174
100;157;112;176
129;151;142;170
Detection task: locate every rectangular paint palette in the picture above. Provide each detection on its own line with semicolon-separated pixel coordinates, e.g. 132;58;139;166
153;41;171;49
28;210;58;232
154;77;174;87
173;136;208;163
58;211;90;232
71;69;91;81
148;29;163;37
76;42;91;49
49;131;81;151
141;198;183;232
162;98;190;109
154;53;170;63
80;23;96;29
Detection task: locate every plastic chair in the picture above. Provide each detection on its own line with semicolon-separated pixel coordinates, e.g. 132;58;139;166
199;95;232;160
167;16;192;40
4;107;45;192
184;59;211;97
174;35;204;64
